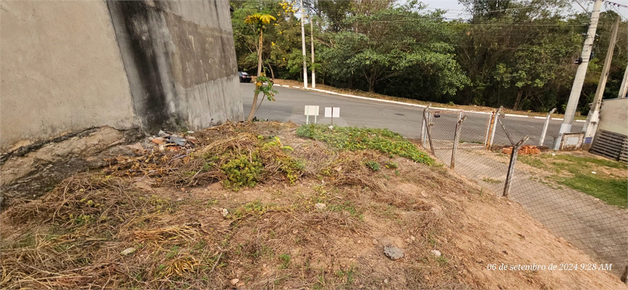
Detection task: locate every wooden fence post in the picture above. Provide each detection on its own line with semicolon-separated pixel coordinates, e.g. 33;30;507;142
422;105;435;155
503;136;530;197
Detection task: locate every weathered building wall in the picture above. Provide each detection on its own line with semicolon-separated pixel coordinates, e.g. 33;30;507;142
0;0;139;151
107;0;243;134
598;98;628;136
1;0;243;206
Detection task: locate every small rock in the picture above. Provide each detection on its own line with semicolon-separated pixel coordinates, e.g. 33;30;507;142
384;278;389;285
121;247;136;256
383;245;404;260
315;203;326;210
357;240;362;244
230;278;239;285
430;249;442;257
410;236;416;241
222;208;229;217
373;239;378;245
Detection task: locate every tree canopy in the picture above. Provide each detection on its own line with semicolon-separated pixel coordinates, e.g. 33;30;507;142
230;0;628;114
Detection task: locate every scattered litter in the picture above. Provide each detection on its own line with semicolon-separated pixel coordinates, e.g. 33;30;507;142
151;137;166;145
430;249;442;257
169;136;187;146
158;130;168;137
315;203;326;210
222;208;229;217
121;247;136;256
230;278;239;285
591;171;596;174
501;145;541;155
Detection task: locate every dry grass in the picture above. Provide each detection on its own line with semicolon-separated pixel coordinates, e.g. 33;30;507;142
1;121;623;289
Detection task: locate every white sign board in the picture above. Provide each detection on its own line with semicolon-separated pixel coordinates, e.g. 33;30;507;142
304;105;319;116
324;107;340;118
564;136;580;146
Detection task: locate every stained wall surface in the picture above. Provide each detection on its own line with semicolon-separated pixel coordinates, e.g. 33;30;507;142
107;0;243;133
1;0;243;152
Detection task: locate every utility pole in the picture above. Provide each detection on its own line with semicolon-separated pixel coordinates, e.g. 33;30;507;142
582;18;621;147
310;18;316;89
300;0;308;88
554;0;603;150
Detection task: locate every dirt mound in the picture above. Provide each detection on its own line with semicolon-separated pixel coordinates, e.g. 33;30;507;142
1;122;624;289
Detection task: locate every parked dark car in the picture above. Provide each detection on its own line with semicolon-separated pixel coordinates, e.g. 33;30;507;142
239;72;252;83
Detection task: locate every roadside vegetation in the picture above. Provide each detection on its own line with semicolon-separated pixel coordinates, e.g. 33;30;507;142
518;153;627;208
232;0;627;115
2;122;623;289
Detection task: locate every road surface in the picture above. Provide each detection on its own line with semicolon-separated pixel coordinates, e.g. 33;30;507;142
240;83;583;147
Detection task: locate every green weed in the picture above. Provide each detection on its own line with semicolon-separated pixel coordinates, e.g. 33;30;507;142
296;125;433;165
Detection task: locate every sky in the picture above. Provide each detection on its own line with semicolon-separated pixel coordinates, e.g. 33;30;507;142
418;0;628;21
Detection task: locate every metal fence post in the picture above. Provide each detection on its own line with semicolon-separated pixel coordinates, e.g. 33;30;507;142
451;113;468;169
503;135;530;197
539;108;556;147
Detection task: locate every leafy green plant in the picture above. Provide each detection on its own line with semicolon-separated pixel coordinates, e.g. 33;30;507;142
221;155;263;190
385;161;398;169
365;160;380;171
279;253;291;269
296;125;433;165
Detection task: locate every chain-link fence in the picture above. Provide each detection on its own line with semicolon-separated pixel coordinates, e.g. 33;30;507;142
420;106;628;278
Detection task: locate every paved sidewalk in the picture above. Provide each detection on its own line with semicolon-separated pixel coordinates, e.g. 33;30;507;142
433;146;628;277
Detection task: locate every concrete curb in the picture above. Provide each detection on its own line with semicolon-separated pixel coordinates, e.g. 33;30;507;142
277;85;584;121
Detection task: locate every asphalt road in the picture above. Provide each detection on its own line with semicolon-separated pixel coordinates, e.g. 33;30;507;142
240;83;583;147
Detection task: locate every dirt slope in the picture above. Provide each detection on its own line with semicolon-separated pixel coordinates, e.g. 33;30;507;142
1;122;624;289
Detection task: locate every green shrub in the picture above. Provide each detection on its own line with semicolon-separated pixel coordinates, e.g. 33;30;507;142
365;161;380;171
221;155;263;190
296;125;433;165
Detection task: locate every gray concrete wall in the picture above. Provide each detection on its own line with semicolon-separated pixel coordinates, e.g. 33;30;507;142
107;0;243;134
0;0;139;152
1;0;243;152
599;98;628;136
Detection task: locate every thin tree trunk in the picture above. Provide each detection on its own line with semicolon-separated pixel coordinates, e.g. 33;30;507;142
247;31;264;122
257;31;263;77
368;78;375;92
267;63;275;81
513;90;523;110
